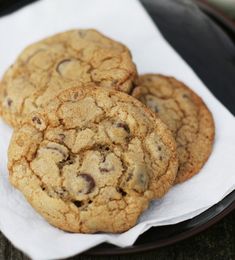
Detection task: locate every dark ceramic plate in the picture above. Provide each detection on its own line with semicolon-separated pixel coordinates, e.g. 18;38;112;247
0;0;235;255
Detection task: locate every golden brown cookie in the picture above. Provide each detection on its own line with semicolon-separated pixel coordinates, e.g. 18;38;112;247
0;29;137;127
132;74;214;184
8;86;178;233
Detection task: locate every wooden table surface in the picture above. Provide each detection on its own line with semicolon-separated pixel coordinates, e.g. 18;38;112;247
0;210;234;260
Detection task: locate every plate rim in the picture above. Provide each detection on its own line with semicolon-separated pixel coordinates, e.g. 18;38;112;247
85;191;235;255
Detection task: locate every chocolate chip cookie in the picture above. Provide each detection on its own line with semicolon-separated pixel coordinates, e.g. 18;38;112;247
0;29;137;127
8;86;178;233
133;74;215;184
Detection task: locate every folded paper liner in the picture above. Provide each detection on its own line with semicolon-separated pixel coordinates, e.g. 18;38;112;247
0;0;235;259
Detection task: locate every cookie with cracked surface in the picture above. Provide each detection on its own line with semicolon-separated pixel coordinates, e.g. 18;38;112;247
0;29;137;127
8;86;178;233
132;74;215;184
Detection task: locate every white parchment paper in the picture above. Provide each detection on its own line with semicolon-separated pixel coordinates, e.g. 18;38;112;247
0;0;235;259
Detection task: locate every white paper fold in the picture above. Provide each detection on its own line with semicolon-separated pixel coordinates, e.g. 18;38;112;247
0;0;235;259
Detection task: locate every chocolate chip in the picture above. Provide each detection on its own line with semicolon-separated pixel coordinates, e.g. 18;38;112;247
97;145;110;152
99;167;110;173
73;200;83;207
59;119;64;125
182;94;189;98
99;166;114;173
99;154;115;173
45;145;68;159
32;116;42;125
57;159;72;169
68;158;75;164
7;98;13;107
116;122;130;133
56;59;71;75
79;173;95;194
57;154;74;169
117;188;127;196
158;146;162;151
159;156;163;161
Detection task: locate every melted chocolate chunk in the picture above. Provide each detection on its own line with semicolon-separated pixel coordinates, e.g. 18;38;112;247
7;98;13;107
117;188;127;196
73;200;83;208
97;145;110;152
79;173;95;194
57;154;75;169
32;116;42;125
116;122;130;133
58;119;63;126
99;165;114;173
99;167;110;173
45;145;68;159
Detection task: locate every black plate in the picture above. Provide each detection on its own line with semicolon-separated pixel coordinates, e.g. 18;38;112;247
0;0;235;256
